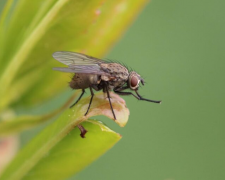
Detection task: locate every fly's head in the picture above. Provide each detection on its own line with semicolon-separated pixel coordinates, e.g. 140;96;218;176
128;71;144;90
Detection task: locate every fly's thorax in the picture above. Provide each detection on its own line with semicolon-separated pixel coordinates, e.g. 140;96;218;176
128;71;143;90
70;73;100;89
100;63;129;81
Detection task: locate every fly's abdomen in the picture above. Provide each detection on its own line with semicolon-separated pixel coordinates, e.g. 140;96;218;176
70;73;100;89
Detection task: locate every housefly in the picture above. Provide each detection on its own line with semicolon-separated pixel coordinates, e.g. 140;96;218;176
53;51;161;137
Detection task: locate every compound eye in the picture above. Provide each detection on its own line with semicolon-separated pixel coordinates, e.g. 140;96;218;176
131;76;138;88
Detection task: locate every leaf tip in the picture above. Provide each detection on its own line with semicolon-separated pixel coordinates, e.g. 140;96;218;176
81;92;130;127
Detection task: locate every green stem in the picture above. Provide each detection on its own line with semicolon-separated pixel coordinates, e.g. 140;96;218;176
0;0;69;109
0;0;14;61
0;91;79;137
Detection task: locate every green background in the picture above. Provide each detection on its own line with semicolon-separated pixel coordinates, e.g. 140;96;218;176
73;0;225;180
2;0;224;179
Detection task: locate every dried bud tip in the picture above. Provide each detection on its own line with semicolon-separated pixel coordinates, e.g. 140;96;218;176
77;124;88;138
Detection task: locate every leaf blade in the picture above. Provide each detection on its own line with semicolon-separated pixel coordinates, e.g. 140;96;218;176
0;92;129;180
23;120;121;180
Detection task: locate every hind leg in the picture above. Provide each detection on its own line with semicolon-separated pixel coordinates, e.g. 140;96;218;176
70;89;85;108
84;87;94;116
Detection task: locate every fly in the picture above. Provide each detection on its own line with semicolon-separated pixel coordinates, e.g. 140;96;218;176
53;51;161;137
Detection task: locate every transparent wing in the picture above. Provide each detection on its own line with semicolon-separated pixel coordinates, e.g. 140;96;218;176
52;51;104;66
53;65;109;75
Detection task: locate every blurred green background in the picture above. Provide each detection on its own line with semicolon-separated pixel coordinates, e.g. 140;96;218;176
73;0;225;180
2;0;225;179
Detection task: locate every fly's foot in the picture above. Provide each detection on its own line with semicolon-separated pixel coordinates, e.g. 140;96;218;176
77;124;88;138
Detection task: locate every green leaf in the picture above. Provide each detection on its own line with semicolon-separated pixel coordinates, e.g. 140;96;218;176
0;92;129;180
0;121;121;180
0;91;80;138
0;0;147;110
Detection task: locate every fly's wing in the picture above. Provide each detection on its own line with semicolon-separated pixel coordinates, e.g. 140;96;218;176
52;51;109;75
53;65;109;75
52;51;104;66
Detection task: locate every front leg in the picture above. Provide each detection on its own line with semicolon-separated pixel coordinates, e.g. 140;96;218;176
114;89;140;100
114;87;161;103
114;85;129;91
135;90;161;103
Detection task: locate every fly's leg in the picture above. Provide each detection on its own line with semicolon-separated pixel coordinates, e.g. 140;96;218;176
114;90;140;99
84;87;94;116
114;88;161;103
70;89;85;108
77;124;88;138
135;90;161;103
105;83;117;120
114;86;140;99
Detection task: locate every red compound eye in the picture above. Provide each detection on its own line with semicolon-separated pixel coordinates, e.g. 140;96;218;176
131;76;138;88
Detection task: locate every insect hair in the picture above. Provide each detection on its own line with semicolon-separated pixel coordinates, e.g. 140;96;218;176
104;58;132;72
67;73;74;86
